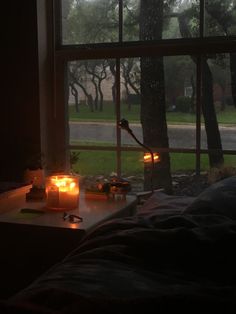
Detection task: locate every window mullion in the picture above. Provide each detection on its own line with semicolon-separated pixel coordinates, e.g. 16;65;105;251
53;0;62;48
116;58;121;177
196;56;202;176
119;0;123;43
200;0;205;38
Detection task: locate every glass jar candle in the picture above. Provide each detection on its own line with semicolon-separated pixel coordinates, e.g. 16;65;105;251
45;174;79;210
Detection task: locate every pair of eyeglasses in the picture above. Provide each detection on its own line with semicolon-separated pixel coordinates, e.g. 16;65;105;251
63;212;83;223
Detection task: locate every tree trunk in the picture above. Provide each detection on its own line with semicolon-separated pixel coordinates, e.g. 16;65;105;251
71;84;79;113
91;76;98;111
202;59;224;167
190;74;196;113
109;61;116;104
219;84;226;111
178;13;224;168
98;80;104;111
140;0;172;193
75;81;94;112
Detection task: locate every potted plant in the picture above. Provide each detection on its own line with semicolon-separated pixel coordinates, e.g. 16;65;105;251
23;152;45;188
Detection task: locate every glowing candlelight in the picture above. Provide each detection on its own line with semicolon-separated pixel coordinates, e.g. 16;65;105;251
143;152;160;163
45;175;79;210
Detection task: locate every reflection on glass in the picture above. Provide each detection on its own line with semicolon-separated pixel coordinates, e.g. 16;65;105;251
67;59;116;145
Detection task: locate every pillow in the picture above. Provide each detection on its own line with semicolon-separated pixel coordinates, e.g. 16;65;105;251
183;176;236;219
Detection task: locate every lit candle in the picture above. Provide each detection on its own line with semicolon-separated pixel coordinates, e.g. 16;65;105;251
143;152;160;163
45;175;79;210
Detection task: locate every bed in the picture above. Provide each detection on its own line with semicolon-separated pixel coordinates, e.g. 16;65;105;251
1;176;236;313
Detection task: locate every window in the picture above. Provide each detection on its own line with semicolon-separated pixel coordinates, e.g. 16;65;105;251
51;0;236;192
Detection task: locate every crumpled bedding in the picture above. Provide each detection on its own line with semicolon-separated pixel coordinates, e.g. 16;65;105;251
1;177;236;313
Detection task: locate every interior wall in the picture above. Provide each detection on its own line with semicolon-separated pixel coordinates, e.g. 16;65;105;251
1;0;41;181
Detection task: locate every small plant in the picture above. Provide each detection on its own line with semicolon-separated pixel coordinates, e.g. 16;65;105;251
70;151;80;167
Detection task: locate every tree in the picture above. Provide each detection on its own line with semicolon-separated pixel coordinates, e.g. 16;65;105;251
209;55;230;111
201;58;224;167
68;60;109;112
121;58;140;110
85;60;108;111
164;55;196;112
70;83;80;113
140;0;173;193
66;0;119;44
64;1;120;112
61;0;74;43
177;5;224;168
205;0;236;108
64;0;235;187
68;62;94;111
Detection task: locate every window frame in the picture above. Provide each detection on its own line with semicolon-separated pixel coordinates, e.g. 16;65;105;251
49;0;236;176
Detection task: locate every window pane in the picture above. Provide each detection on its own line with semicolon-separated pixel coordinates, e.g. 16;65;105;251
205;0;236;36
61;0;119;44
68;59;117;146
123;0;200;41
120;56;197;149
61;0;201;44
71;150;117;176
165;55;197;148
171;153;196;173
201;54;236;154
120;57;141;145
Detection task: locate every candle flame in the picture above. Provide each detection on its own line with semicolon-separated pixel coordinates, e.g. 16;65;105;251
70;182;76;189
49;175;79;192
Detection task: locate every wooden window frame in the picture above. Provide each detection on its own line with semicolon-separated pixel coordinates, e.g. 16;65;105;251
38;0;236;176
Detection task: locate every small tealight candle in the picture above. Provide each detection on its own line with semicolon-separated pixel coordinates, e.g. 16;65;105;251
45;174;79;210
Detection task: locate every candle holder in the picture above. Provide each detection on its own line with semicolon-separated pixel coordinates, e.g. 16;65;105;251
45;174;79;210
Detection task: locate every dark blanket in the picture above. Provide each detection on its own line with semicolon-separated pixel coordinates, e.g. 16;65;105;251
1;177;236;313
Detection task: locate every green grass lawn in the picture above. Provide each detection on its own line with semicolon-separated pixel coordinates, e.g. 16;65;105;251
71;150;236;176
69;102;236;125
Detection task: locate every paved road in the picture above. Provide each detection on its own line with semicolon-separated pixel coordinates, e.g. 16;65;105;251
69;121;236;150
